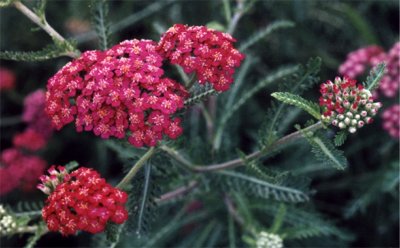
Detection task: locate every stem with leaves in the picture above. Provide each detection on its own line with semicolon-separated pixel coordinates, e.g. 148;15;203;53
116;147;156;189
13;1;80;58
161;121;324;173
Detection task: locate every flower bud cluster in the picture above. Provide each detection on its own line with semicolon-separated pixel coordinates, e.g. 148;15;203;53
319;77;382;133
40;166;129;235
0;148;46;195
256;231;283;248
46;39;189;147
339;42;399;98
0;205;17;236
157;24;245;91
381;104;399;139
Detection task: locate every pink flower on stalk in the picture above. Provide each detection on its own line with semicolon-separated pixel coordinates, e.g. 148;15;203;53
39;166;128;236
157;24;245;91
381;104;400;139
45;39;188;147
319;76;382;133
0;148;47;195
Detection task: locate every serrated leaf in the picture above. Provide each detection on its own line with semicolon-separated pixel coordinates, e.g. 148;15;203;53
239;20;295;51
334;131;347;147
271;92;321;120
363;63;386;91
0;42;76;61
90;0;111;50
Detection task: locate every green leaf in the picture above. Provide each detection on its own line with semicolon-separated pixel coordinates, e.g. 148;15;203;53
136;163;152;236
298;128;348;170
271;92;321;120
90;0;111;50
65;161;79;172
184;88;217;107
215;170;309;202
363;63;386;91
0;0;16;7
334;131;347;147
239;20;295;51
0;43;72;61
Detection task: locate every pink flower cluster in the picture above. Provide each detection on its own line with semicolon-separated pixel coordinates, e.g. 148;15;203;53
23;89;53;139
381;104;400;138
339;42;400;98
46;39;189;147
12;129;47;151
39;166;129;235
157;24;245;92
0;67;16;91
0;148;46;195
319;76;382;133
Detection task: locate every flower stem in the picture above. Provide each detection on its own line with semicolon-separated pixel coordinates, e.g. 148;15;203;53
13;1;80;58
161;121;324;173
116;147;156;189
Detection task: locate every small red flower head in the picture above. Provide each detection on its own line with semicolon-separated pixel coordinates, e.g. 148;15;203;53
39;166;129;235
0;67;16;91
157;24;245;92
45;39;188;147
319;76;382;133
12;129;47;151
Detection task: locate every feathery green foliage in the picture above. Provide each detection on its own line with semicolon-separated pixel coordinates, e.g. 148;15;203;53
297;126;348;170
334;131;348;147
0;42;76;61
90;0;111;50
364;62;386;91
239;20;295;51
213;170;309;202
0;0;16;7
271;92;321;120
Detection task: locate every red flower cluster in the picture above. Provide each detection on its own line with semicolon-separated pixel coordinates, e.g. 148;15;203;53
0;67;16;91
382;104;400;139
0;148;46;195
157;24;245;91
39;166;128;235
46;39;189;147
23;89;53;139
339;42;400;98
13;129;47;151
319;76;382;133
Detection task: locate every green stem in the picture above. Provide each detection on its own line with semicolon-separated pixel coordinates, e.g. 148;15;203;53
116;147;156;189
161;122;324;173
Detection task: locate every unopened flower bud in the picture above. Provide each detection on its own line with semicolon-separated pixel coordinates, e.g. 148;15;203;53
351;119;357;126
338;122;346;129
348;127;357;133
358;121;365;128
355;114;360;120
344;117;351;125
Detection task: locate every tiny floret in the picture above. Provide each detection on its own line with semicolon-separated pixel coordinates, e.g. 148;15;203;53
256;231;283;248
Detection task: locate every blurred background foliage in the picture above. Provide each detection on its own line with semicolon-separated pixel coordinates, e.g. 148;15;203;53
0;0;399;247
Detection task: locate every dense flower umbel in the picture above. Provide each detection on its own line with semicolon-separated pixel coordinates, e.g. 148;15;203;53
319;77;382;133
0;205;17;236
46;39;188;147
0;148;47;195
0;67;16;91
39;166;129;235
381;104;400;139
157;24;245;91
23;89;53;139
339;42;400;98
256;231;283;248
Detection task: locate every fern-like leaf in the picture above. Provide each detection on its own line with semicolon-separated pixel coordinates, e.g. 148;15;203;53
298;127;348;170
334;131;347;147
213;170;309;202
239;20;295;51
184;88;217;107
363;62;386;91
271;92;321;120
0;0;16;7
0;42;73;61
90;0;111;50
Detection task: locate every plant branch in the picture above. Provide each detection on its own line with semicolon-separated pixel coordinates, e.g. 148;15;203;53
155;180;199;203
116;147;156;189
224;194;245;226
13;1;79;58
227;0;245;35
161;121;324;172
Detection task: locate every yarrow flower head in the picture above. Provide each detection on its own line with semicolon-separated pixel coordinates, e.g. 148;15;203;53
0;67;16;91
39;166;129;235
45;39;189;147
319;76;382;134
0;148;47;195
381;104;400;139
23;89;53;139
12;129;47;151
256;231;283;248
157;24;245;91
